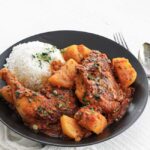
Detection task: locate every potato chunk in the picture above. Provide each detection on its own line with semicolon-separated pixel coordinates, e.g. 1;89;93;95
48;59;78;88
60;115;84;141
78;44;91;58
75;75;86;100
112;58;137;88
75;107;107;134
63;45;81;63
62;44;91;63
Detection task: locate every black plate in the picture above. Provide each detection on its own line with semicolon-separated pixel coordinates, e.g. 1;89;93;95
0;30;148;147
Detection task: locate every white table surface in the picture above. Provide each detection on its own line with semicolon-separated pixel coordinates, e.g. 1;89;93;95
0;0;150;150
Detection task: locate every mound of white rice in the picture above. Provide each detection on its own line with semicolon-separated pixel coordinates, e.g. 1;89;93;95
5;41;65;91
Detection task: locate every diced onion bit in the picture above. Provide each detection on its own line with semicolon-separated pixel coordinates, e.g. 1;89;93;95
32;124;38;130
52;90;58;96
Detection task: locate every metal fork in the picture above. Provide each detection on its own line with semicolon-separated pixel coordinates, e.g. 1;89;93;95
113;33;129;50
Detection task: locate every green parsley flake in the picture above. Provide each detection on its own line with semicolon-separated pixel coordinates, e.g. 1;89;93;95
32;51;52;68
60;49;66;54
93;63;99;68
58;103;65;108
82;97;90;105
15;91;20;98
35;52;51;62
90;107;94;111
87;74;95;80
82;97;87;102
94;94;100;100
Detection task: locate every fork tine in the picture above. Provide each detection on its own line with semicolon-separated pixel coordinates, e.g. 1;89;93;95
114;33;120;44
113;34;117;43
120;33;129;50
113;33;129;50
118;33;126;48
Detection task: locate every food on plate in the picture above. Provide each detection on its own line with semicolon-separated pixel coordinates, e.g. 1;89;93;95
51;60;64;73
74;107;107;134
0;85;13;104
5;41;65;91
112;58;137;88
60;115;84;141
75;74;86;100
48;59;78;88
0;68;78;137
75;51;134;123
62;44;91;63
0;42;137;141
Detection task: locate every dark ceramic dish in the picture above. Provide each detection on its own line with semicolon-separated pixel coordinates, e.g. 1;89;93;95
0;31;148;147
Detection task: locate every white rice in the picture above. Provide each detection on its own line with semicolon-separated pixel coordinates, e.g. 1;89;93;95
5;41;65;91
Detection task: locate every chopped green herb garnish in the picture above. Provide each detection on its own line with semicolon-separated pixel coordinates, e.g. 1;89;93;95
32;92;38;96
32;54;35;58
82;97;89;105
15;91;20;98
93;63;99;68
48;110;53;114
37;106;45;113
37;106;49;116
60;49;66;54
43;110;48;116
45;46;56;52
58;95;64;99
32;51;52;68
82;97;87;103
45;48;51;51
87;74;95;80
51;46;56;52
58;103;65;108
90;107;95;112
113;107;120;113
82;92;89;105
36;53;51;62
38;60;42;68
94;94;100;100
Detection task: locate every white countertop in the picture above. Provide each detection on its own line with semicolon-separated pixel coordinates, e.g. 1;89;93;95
0;0;150;150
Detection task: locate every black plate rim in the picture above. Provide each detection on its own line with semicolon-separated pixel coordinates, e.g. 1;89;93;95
0;30;148;147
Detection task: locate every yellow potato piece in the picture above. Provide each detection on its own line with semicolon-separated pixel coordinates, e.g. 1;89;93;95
63;45;81;63
62;44;91;63
75;108;107;134
75;75;86;100
78;44;91;58
112;57;137;88
49;59;78;88
60;115;84;141
91;112;108;134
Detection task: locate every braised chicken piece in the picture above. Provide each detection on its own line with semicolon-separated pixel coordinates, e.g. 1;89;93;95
75;51;133;124
0;68;78;137
0;85;14;104
40;83;78;116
